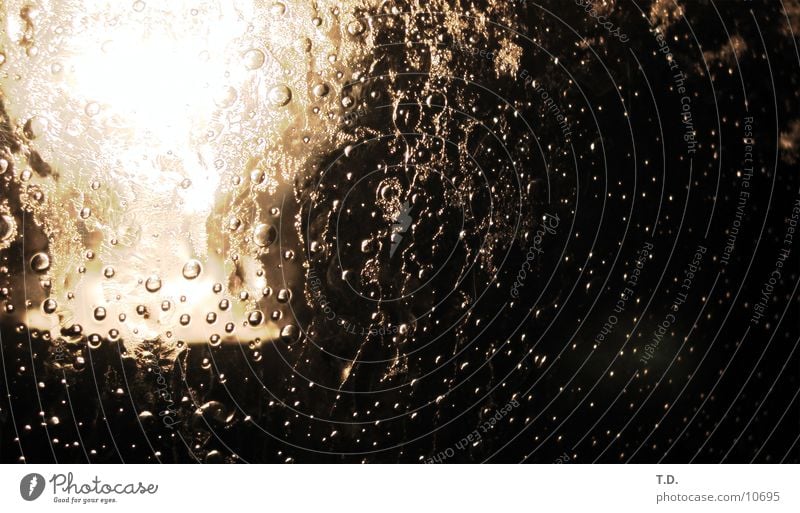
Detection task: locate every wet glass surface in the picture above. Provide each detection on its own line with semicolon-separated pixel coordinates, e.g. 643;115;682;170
0;0;798;463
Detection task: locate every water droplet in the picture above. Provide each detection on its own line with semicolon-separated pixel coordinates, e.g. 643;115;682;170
313;83;330;97
247;310;263;326
253;223;277;247
271;2;286;15
85;102;100;117
347;20;365;36
132;0;145;12
30;252;50;273
179;314;191;326
25;116;49;139
145;275;162;293
93;306;107;321
42;298;57;314
103;266;115;279
243;48;265;70
280;324;299;343
182;259;202;280
277;288;291;303
206;312;217;324
268;85;292;107
87;334;103;350
215;86;238;109
79;207;91;219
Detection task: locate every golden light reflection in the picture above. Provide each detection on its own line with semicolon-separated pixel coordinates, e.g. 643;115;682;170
0;0;365;352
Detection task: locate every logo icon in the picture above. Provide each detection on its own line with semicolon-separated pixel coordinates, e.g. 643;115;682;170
20;473;45;501
389;201;413;258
